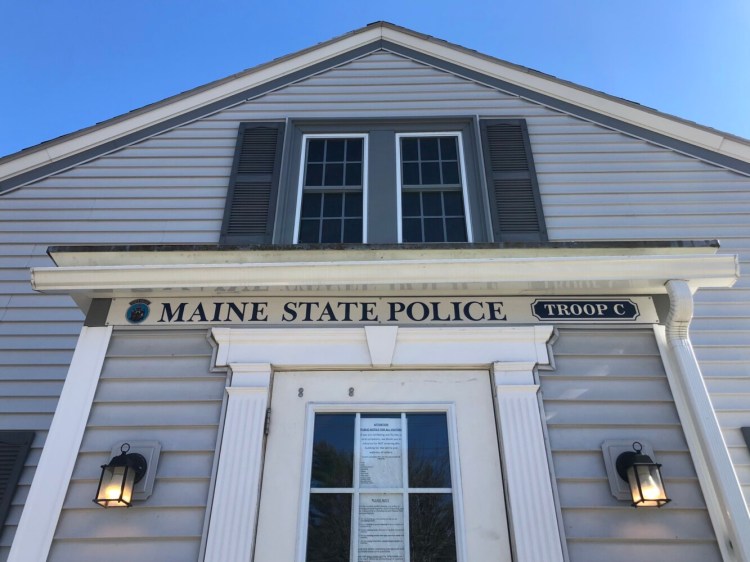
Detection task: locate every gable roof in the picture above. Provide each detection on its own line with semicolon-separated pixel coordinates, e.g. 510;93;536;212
2;21;750;193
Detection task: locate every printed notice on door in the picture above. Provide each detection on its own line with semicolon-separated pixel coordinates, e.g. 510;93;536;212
359;494;404;561
359;418;403;488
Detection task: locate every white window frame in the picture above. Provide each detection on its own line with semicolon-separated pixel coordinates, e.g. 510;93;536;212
298;402;466;562
293;133;369;244
395;132;474;243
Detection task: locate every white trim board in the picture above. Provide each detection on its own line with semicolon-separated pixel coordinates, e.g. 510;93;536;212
7;326;113;562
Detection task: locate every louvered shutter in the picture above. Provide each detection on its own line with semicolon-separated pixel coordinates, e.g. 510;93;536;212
480;119;547;242
220;122;285;244
0;431;34;529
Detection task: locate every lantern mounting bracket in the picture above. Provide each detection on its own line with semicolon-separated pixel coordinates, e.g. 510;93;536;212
107;440;161;500
601;439;658;501
615;441;645;482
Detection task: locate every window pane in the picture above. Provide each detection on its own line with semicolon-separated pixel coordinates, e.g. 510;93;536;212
445;218;467;242
301;193;322;218
439;137;457;160
346;138;363;161
442;191;464;216
402;192;421;217
343;219;362;243
403;162;420;186
359;418;403;489
345;163;362;187
359;494;405;560
409;494;457;562
401;138;419;161
407;414;451;488
321;219;342;243
311;414;355;488
324;163;344;186
441;161;459;185
422;192;442;216
305;163;324;187
307;139;325;162
322;193;343;217
421;162;440;185
298;220;320;244
307;494;352;562
327;139;345;161
344;192;362;218
420;137;439;160
423;218;444;242
403;218;422;242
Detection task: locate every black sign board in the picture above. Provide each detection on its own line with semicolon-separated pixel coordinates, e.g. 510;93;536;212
532;299;640;321
108;296;656;326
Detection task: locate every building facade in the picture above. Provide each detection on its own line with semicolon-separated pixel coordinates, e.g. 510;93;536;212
1;22;750;561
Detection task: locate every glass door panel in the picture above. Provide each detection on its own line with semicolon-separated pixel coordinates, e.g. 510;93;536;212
306;412;457;561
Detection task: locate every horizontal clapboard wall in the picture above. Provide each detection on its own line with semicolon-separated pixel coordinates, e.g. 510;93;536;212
46;330;224;562
544;328;720;561
1;49;750;555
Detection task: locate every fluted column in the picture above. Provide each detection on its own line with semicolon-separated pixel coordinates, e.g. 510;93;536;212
493;362;564;562
204;363;272;562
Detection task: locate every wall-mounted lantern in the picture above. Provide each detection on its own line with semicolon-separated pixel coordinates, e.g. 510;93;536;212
93;443;147;507
615;441;670;507
602;439;671;508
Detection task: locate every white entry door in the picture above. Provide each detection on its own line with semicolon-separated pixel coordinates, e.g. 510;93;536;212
253;370;511;562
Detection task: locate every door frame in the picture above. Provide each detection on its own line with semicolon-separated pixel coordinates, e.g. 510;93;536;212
202;325;565;562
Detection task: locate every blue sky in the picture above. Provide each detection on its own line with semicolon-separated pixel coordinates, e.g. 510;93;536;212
1;1;749;158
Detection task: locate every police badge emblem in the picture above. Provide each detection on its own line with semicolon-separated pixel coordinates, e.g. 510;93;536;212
125;299;151;324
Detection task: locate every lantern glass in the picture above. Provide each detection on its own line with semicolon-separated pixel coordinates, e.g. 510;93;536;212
628;463;668;506
95;464;135;507
93;444;147;508
615;442;670;507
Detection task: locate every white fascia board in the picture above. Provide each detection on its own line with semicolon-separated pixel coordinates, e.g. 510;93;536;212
0;27;382;183
720;137;750;161
46;244;720;268
380;27;750;162
30;254;738;296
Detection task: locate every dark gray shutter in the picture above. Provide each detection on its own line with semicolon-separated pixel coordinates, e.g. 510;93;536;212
480;119;547;242
220;122;285;244
0;431;34;529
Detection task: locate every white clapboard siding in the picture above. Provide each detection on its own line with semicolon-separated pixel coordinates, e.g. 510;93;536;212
2;48;750;559
47;330;225;562
544;328;721;561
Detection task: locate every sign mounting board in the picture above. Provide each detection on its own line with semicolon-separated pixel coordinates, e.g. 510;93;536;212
108;296;657;326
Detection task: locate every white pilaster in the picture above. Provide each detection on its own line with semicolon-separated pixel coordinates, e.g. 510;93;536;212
493;362;565;562
8;326;112;562
204;363;272;562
